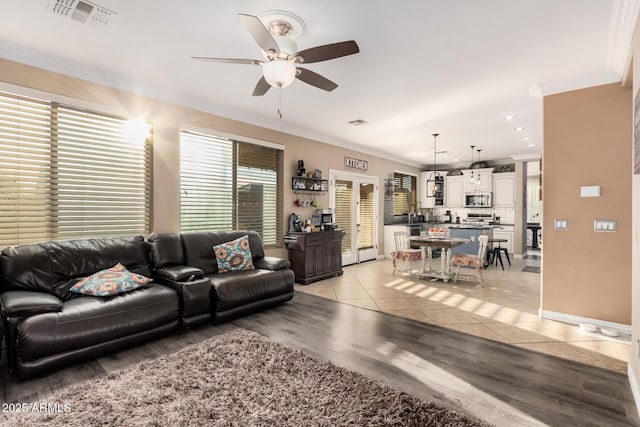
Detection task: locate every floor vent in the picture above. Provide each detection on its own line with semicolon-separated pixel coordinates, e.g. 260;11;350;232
47;0;116;28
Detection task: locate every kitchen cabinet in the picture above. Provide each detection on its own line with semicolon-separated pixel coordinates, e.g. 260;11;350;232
286;231;344;284
493;173;515;207
493;225;514;253
445;175;464;208
462;168;493;193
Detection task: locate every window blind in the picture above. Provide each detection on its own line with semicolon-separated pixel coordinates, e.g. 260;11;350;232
0;91;152;248
334;179;353;253
358;182;375;250
180;130;283;247
393;173;416;215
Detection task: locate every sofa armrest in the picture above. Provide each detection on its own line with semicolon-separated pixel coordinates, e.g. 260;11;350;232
253;256;291;271
0;291;63;317
156;265;204;282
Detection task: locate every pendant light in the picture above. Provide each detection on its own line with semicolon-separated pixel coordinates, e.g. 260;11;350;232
469;145;476;186
427;133;441;197
475;148;483;191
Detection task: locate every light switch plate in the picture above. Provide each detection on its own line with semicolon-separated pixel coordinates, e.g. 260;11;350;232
554;219;568;230
594;219;616;232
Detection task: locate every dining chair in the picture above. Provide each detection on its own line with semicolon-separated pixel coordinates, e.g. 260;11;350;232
391;231;422;276
451;235;489;284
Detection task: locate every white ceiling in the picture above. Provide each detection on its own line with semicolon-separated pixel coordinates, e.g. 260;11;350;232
0;0;637;168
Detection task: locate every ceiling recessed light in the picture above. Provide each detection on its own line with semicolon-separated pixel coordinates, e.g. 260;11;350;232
504;114;516;120
514;127;524;132
528;143;536;148
523;136;531;141
348;119;367;126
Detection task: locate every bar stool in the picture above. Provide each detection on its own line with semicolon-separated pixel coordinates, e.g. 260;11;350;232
487;238;510;270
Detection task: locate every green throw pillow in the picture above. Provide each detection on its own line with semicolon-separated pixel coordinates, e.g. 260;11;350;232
213;235;255;273
70;263;152;296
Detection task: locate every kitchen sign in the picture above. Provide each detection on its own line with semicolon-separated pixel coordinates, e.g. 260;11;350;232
344;156;368;171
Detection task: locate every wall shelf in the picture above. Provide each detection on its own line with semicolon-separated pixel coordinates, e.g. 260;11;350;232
292;177;328;192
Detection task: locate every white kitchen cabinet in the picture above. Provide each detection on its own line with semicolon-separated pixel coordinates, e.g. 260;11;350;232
493;225;514;253
462;168;494;193
445;175;464;208
493;173;515;207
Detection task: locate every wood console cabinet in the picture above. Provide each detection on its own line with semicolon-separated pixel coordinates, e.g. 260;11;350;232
285;231;344;284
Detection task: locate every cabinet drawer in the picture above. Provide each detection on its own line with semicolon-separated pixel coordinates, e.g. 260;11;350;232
306;234;324;245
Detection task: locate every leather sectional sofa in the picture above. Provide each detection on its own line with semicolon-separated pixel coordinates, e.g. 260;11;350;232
0;231;295;378
148;230;295;324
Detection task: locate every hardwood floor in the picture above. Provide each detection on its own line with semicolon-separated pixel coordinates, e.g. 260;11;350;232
1;292;638;426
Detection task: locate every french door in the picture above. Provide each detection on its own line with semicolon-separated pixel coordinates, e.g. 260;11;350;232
329;170;379;266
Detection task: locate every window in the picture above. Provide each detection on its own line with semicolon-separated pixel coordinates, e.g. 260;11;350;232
180;130;283;247
393;172;416;215
0;91;152;248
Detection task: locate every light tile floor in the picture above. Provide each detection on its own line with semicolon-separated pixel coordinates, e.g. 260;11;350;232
294;252;630;374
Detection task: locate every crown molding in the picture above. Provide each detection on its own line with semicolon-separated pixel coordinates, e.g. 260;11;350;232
529;70;621;99
607;0;640;84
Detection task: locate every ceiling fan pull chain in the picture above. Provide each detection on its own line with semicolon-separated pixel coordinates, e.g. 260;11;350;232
277;84;283;119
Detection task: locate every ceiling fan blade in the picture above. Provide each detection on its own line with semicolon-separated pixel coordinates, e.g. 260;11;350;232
239;13;280;54
295;68;338;92
252;76;271;96
295;40;359;63
191;57;262;65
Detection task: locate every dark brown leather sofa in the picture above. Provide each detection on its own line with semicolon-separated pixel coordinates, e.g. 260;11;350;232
0;235;180;378
148;230;295;324
0;231;294;378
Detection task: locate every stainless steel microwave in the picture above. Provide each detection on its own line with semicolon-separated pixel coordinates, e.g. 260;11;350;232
464;192;492;208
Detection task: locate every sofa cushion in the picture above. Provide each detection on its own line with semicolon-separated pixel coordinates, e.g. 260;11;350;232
14;285;179;362
0;235;151;294
213;235;254;273
70;264;152;297
181;231;265;275
208;269;294;313
147;233;184;269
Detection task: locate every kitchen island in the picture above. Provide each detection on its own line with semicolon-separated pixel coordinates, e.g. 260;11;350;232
449;225;495;255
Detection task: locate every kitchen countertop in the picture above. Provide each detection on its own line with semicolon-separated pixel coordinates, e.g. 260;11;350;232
448;224;499;229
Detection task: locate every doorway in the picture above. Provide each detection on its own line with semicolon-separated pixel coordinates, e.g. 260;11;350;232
329;170;379;266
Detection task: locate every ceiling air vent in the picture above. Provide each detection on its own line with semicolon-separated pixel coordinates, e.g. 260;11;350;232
348;119;367;126
47;0;116;28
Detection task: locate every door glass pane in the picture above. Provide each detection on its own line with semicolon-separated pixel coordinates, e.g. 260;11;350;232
334;179;353;253
359;182;375;250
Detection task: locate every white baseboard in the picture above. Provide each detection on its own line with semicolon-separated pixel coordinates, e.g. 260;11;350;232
539;308;632;336
629;363;640;418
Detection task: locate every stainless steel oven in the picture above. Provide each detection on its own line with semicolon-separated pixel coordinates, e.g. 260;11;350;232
464;192;492;208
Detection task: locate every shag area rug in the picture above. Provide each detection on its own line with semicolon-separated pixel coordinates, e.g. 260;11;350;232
2;329;490;426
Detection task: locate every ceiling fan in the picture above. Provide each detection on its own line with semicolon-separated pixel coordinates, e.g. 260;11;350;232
192;12;360;97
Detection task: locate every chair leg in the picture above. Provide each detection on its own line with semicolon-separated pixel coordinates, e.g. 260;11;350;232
453;265;461;283
477;267;484;285
503;249;511;266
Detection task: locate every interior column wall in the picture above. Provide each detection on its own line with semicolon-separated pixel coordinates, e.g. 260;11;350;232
542;83;632;325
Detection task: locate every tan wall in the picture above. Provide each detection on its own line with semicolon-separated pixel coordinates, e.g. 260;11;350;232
542;83;632;324
630;16;640;404
0;59;421;258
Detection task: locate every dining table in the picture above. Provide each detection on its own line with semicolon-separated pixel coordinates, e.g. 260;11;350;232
410;236;471;282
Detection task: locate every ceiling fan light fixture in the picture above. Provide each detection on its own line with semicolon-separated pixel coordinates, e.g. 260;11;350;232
262;60;296;87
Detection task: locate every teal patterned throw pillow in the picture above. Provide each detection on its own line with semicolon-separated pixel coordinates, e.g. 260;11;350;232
70;263;152;296
213;235;255;273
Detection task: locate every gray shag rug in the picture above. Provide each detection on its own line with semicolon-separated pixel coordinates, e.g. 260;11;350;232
3;329;490;426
